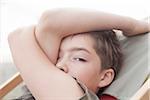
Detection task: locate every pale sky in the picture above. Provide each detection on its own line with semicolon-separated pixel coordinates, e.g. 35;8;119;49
0;0;150;62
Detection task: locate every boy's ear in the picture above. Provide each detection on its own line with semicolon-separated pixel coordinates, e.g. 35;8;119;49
98;68;115;88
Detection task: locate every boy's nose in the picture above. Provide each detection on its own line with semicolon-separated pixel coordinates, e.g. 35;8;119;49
56;62;69;73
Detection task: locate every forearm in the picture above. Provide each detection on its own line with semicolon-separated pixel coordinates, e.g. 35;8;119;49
37;8;149;37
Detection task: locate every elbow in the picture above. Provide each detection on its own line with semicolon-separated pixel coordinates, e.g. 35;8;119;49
8;28;23;45
8;32;15;44
40;8;74;23
37;9;65;36
39;8;62;22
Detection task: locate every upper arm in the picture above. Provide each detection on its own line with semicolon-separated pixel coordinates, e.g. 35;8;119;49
8;26;83;99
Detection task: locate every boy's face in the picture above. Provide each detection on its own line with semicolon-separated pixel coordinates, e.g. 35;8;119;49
56;33;104;93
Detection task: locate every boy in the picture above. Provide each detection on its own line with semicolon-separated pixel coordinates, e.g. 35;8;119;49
8;8;149;99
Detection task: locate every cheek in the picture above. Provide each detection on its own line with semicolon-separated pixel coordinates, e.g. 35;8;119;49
68;63;100;86
67;63;89;78
79;66;100;82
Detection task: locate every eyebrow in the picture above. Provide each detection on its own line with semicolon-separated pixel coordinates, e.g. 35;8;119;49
69;47;91;54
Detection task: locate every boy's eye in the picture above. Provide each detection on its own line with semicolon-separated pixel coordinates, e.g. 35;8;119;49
73;57;86;62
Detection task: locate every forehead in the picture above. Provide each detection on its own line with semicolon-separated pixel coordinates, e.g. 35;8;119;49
60;33;95;52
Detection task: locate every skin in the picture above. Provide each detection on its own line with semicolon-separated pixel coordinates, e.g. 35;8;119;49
56;33;113;93
8;8;150;99
36;8;149;63
8;27;84;99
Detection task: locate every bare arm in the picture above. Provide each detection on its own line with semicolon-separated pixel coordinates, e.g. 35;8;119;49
37;8;149;36
8;26;83;99
36;8;150;62
8;8;149;99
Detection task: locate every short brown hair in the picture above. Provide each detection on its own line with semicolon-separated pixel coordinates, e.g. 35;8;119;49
87;30;123;95
88;30;123;78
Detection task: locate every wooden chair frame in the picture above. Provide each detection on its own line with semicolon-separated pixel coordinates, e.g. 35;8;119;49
0;72;23;99
130;78;150;100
